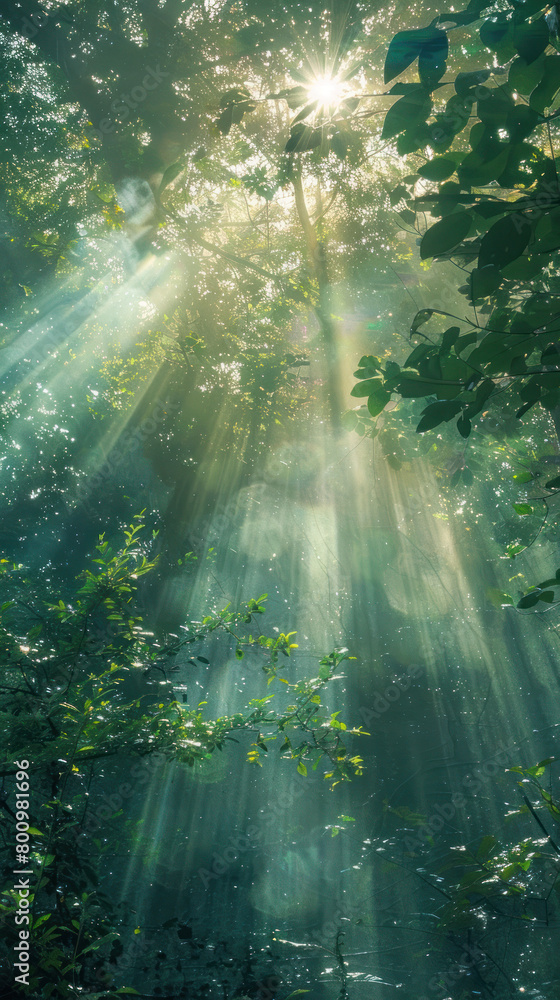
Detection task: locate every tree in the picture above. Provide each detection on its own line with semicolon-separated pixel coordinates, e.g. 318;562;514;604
0;515;363;995
352;0;560;607
344;4;560;993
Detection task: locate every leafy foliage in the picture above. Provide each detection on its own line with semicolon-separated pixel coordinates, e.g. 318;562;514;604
0;517;363;995
354;0;560;443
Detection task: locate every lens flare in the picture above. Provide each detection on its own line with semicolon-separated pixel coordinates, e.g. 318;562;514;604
307;74;345;109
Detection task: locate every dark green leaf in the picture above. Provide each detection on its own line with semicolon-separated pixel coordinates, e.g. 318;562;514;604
411;308;435;333
441;326;461;352
405;343;433;368
350;378;382;398
382;91;432;140
518;589;544;608
420;211;472;259
418;30;448;87
477;88;514;128
292;102;318;124
417;157;458;181
478;214;532;269
455;69;492;94
457;413;472;437
530;54;560;111
398;376;447;397
384;30;424;83
509;54;546;95
514;17;550;64
477;835;498;859
459;146;510;186
480;16;510;50
159;161;184;193
367;384;392;416
416;400;463;432
469;265;502;300
285;124;322;152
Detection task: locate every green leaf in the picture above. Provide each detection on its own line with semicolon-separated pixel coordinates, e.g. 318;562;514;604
486;588;513;608
398;376;448;397
366;384;392;416
411;308;436;334
416;400;463;432
514;17;550;64
285;124;322;153
459;146;510;186
517;589;543;608
350;377;382;398
292;101;318;124
417;157;458;181
297;761;308;776
159;161;183;194
476;835;498;859
216;98;255;134
480;16;510;51
512;503;534;515
457;413;472;438
477;89;515;129
382;90;431;140
420;211;472;259
331;130;350;160
478;214;532;269
509;54;546;95
455;69;492;94
384;30;425;83
530;54;560;111
469;264;502;300
545;475;560;489
418;29;449;87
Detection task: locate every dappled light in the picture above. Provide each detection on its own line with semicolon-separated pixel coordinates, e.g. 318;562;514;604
2;1;560;999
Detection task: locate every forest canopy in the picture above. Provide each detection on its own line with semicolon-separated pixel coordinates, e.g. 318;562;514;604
2;0;560;998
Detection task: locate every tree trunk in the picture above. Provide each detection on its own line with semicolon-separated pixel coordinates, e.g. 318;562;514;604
292;173;342;432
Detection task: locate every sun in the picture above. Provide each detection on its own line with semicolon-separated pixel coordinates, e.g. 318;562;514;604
306;74;345;110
